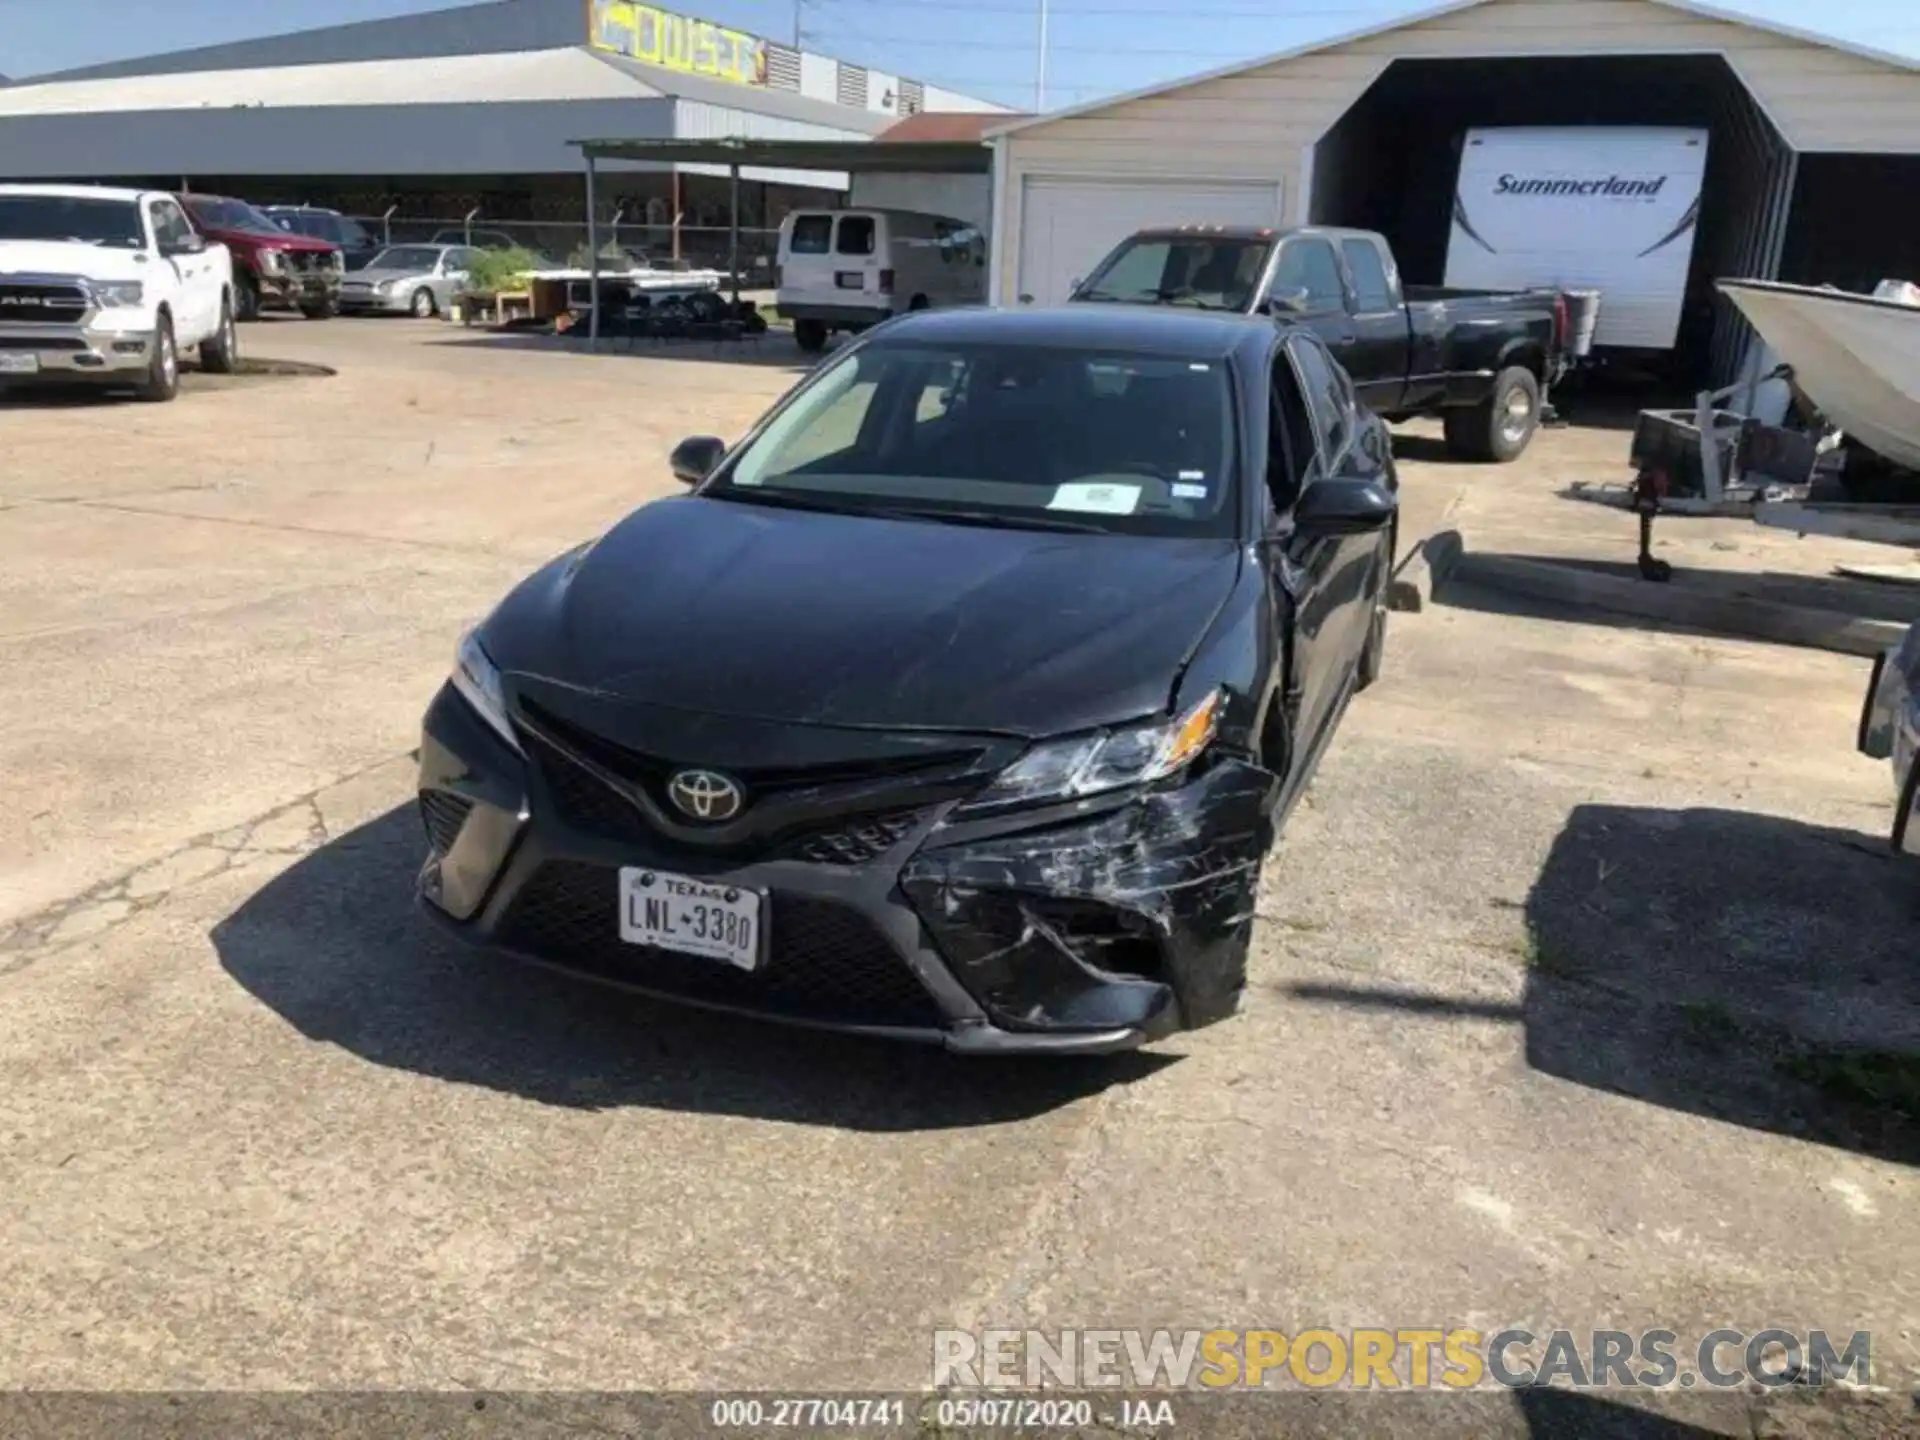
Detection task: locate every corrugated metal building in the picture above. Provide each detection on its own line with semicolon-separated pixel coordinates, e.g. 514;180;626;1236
986;0;1920;382
0;0;1005;255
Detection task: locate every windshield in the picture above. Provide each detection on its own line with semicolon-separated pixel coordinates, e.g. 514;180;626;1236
0;195;144;248
1076;236;1272;312
183;197;283;235
369;246;443;271
270;211;334;239
709;339;1238;538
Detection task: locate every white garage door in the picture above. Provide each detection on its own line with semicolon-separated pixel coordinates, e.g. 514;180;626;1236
1014;177;1284;307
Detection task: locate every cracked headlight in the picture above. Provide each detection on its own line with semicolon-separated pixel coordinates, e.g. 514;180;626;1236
90;281;145;308
450;629;522;754
965;690;1222;811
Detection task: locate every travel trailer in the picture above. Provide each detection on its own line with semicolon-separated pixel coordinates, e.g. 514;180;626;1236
1444;126;1710;354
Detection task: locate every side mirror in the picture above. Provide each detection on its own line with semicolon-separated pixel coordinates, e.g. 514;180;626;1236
1291;477;1397;536
670;435;727;485
1262;286;1311;315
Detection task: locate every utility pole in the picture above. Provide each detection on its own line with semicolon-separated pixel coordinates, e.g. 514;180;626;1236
1034;0;1050;110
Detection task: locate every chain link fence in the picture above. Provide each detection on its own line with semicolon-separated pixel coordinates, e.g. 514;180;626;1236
347;214;780;277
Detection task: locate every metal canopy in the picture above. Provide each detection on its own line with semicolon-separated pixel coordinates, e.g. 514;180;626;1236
571;136;992;174
572;133;992;345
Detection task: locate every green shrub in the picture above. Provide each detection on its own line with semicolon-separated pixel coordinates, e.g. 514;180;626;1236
461;246;547;296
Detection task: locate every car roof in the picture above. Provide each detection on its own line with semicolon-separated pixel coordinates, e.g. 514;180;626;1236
868;303;1273;360
0;183;148;203
1126;223;1380;245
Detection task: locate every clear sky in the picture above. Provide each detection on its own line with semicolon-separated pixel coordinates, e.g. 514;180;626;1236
1;0;1917;108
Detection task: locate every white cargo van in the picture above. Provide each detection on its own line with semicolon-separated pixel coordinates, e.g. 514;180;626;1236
775;207;985;353
1443;126;1710;354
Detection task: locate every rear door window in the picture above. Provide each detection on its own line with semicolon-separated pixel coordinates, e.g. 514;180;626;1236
789;214;832;255
1340;238;1395;313
1273;238;1347;314
835;215;877;257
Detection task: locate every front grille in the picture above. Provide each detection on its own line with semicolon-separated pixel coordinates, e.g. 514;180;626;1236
526;729;930;865
524;730;652;843
497;860;945;1028
0;283;88;325
519;699;982;801
420;789;474;854
784;810;927;865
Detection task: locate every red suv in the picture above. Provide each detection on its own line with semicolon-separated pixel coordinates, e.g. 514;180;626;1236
178;193;342;320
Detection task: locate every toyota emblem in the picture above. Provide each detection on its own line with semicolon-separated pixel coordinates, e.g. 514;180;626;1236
666;768;744;822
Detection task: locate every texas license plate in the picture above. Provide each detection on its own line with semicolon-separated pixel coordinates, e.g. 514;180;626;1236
835;271;865;290
619;867;762;971
0;353;39;374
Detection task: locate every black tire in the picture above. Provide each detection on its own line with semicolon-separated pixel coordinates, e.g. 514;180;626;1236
908;294;930;311
1443;365;1541;463
410;286;438;319
135;313;179;403
199;295;239;374
299;296;338;320
793;318;828;354
233;273;261;323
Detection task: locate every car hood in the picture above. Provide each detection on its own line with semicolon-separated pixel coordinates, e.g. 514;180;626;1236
205;227;335;254
486;496;1242;737
0;241;151;280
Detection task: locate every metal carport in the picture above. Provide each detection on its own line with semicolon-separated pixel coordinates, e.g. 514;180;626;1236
570;135;992;343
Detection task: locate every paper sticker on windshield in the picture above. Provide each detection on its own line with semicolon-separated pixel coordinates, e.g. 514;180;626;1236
1049;482;1141;515
1171;483;1208;500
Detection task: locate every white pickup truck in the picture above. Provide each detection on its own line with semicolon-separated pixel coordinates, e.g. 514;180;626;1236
0;183;239;402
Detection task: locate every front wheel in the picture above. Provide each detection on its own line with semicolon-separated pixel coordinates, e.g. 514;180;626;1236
135;313;179;403
299;296;338;320
793;318;828;354
233;274;261;323
1443;365;1540;463
410;286;438;319
199;295;239;374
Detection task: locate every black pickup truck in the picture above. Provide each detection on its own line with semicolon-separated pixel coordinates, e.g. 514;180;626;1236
1071;225;1570;462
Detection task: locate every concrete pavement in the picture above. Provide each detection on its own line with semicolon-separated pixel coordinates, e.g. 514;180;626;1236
1;321;1912;1417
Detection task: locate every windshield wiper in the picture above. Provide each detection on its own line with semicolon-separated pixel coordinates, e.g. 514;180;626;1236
710;489;1106;534
707;487;876;517
871;505;1108;535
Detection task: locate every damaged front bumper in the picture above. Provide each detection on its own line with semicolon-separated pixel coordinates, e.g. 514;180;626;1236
258;269;341;310
416;684;1278;1052
1859;626;1920;858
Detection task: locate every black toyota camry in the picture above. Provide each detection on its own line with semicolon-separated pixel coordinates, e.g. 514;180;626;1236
417;305;1397;1053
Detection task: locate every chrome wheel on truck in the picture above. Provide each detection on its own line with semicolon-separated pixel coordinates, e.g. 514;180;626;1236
1443;365;1541;463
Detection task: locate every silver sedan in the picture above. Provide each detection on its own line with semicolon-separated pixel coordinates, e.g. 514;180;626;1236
338;244;477;318
1859;620;1920;857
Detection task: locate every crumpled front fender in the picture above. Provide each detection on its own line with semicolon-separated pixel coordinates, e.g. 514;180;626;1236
900;759;1279;1034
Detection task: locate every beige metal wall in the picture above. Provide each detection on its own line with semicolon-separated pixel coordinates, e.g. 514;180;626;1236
994;0;1920;302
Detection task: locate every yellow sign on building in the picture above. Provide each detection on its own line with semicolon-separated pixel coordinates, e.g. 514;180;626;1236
588;0;768;88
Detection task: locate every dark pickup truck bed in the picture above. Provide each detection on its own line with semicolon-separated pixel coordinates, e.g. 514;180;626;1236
1071;225;1570;462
